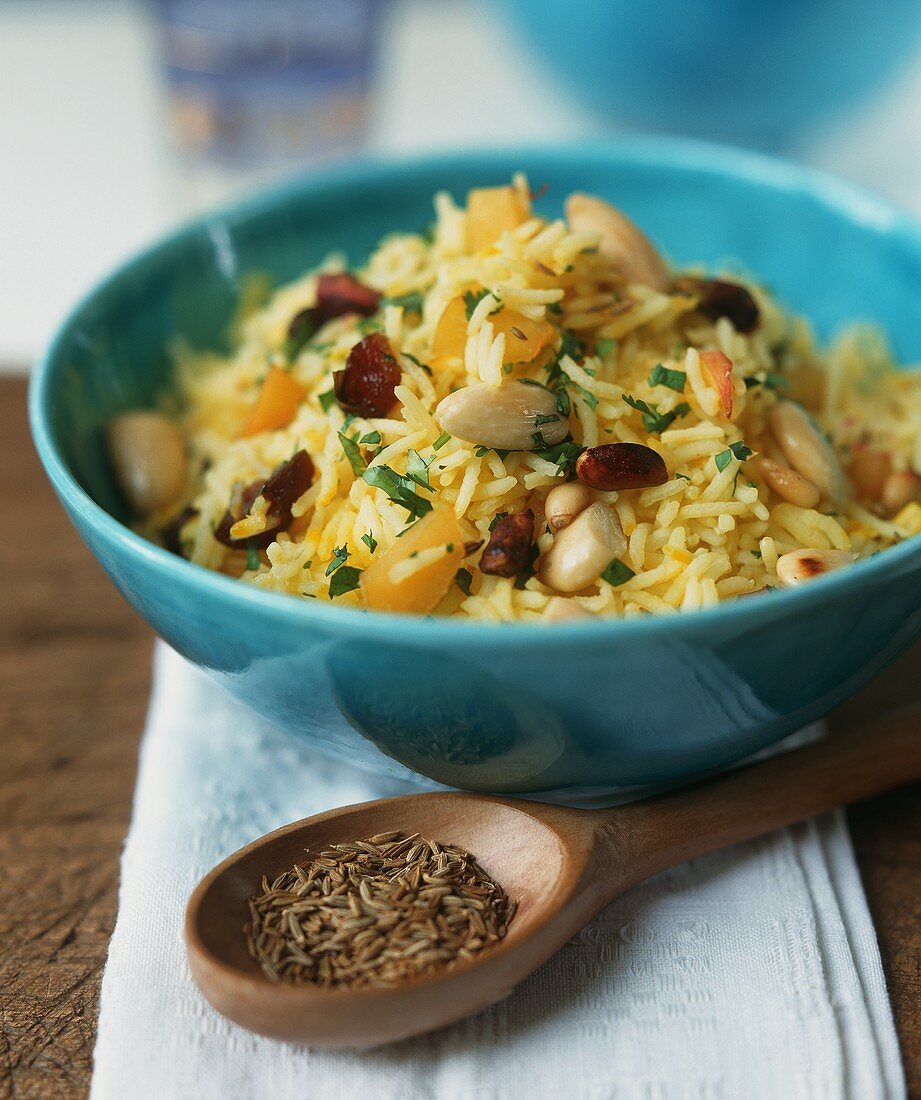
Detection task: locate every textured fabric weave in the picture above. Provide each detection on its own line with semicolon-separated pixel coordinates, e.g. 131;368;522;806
91;644;905;1100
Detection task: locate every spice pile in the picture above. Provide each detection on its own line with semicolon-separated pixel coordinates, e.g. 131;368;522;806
245;831;516;988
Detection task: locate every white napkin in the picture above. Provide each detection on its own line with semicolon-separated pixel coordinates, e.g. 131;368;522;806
91;643;905;1100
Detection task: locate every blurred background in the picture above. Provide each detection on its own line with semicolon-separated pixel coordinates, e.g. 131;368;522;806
3;0;921;372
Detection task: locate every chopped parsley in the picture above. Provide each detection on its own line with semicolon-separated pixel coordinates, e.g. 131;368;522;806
454;567;473;596
356;316;383;336
474;445;490;458
401;352;433;375
751;549;763;559
383;290;425;313
406;448;435;490
338;430;366;475
326;545;349;576
433;431;451;450
648;363;686;393
535;439;584;476
318;387;337;412
329;565;362;598
284;311;317;360
743;372;786;392
595;337;617;358
361;532;378;554
362;464;434;520
601;558;636;587
535;412;561;428
714;440;754;472
488;511;508;533
463;288;493;320
245;542;260;571
622;394;691;434
359;430;382;446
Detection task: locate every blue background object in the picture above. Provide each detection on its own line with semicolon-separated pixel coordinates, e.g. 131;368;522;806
29;140;921;804
497;0;921;149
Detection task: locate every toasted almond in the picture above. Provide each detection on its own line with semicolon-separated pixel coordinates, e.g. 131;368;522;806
775;548;856;588
576;442;668;491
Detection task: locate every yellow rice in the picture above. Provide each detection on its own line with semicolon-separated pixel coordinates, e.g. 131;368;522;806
160;176;921;621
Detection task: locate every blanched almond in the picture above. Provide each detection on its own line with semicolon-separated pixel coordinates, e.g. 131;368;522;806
776;548;856;588
107;411;186;515
768;401;844;504
434;381;569;451
564;193;669;291
756;457;821;509
576;443;667;491
539;503;627;593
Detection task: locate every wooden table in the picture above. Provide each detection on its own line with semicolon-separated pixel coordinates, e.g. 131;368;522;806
1;374;919;1098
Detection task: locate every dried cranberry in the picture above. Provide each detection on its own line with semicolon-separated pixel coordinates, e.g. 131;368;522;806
214;450;314;549
674;277;759;334
480;509;535;577
315;273;381;319
576;443;668;491
285;274;381;359
161;506;198;557
334;333;401;417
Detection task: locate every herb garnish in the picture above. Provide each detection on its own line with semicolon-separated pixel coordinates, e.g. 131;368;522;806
245;542;260;571
318;387;337;412
454;567;473;596
383;291;425;313
406;449;434;490
622;394;691;434
463;289;493;320
359;430;382;446
488;512;508;533
338;431;366;475
329;566;362;598
535;439;584;476
361;532;378;554
714;440;753;472
362;465;434;520
601;558;635;586
433;431;451;450
326;545;350;576
648;363;687;393
595;337;617;358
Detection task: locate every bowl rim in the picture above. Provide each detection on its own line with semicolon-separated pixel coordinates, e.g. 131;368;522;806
29;135;921;647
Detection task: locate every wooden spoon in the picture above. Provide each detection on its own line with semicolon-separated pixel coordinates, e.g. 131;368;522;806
186;704;921;1047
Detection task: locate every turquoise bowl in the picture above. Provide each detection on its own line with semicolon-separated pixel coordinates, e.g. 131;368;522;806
30;140;921;804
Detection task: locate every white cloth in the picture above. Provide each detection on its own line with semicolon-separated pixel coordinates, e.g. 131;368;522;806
91;644;905;1100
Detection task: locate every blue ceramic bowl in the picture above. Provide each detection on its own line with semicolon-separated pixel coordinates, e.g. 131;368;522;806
497;0;921;150
30;140;921;804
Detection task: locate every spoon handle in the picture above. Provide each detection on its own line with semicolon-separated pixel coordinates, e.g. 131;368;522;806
595;703;921;889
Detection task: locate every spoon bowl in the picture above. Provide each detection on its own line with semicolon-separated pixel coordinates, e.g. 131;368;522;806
187;705;921;1047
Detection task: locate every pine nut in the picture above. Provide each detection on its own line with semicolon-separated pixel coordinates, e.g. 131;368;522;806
775;548;856;588
756;457;821;509
434;381;569;451
544;482;593;531
768;401;844;504
543;596;594;622
539;502;627;593
107;411;186;515
564;193;670;291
